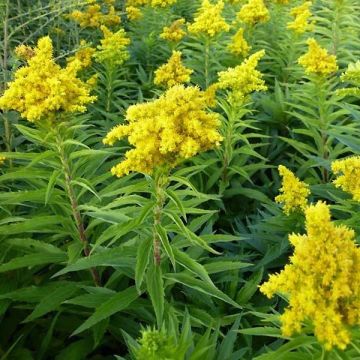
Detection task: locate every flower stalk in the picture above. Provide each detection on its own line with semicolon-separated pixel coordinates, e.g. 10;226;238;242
55;127;101;286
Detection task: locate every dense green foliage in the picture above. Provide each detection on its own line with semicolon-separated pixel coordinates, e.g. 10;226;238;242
1;0;360;359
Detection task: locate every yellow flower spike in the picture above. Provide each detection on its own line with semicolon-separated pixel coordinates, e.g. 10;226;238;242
337;61;360;98
332;156;360;201
287;2;314;35
67;40;96;69
154;51;193;88
188;0;230;38
126;6;143;21
68;2;120;28
160;18;186;42
15;44;35;60
103;85;222;177
260;201;360;350
0;157;6;166
227;28;251;57
217;50;267;103
237;0;270;26
150;0;177;7
275;165;310;215
298;38;338;77
0;36;96;123
94;26;130;66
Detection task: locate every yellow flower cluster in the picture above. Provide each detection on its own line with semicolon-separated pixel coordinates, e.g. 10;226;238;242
287;2;314;34
154;51;193;88
298;38;338;76
260;201;360;350
332;156;360;201
150;0;177;6
103;85;222;177
68;2;120;28
126;0;176;7
126;6;143;20
188;0;230;38
0;157;5;166
272;0;289;4
15;44;35;60
337;61;360;98
94;26;130;66
216;50;267;103
227;28;251;57
67;40;96;69
160;18;186;42
0;37;96;123
275;165;310;215
237;0;270;26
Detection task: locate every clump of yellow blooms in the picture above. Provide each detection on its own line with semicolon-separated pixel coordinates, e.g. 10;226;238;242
275;165;310;215
68;1;120;28
150;0;177;6
237;0;270;26
67;40;96;69
126;0;176;7
15;44;35;60
94;26;130;66
188;0;230;38
126;6;143;20
272;0;289;4
287;2;314;34
227;28;251;57
0;37;96;123
260;201;360;350
332;156;360;201
160;18;186;42
0;157;6;166
216;50;267;103
298;38;338;76
337;61;360;98
103;85;222;177
154;51;193;88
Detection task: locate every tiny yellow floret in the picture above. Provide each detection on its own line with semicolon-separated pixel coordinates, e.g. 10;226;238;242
275;165;310;215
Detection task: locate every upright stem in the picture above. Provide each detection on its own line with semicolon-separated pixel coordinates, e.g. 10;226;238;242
106;64;115;113
55;129;101;286
204;37;210;89
2;0;12;157
152;173;167;266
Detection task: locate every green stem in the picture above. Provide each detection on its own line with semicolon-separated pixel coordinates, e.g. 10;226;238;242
152;171;168;266
2;0;12;158
55;127;101;286
106;64;115;113
204;37;210;89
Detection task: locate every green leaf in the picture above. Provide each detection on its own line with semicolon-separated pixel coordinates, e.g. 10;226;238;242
0;253;66;273
24;283;78;322
146;263;164;328
155;224;176;270
135;236;152;293
52;247;135;277
164;273;241;309
72;286;139;335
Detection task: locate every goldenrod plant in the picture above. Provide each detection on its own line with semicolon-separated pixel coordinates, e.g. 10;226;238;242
2;0;360;359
